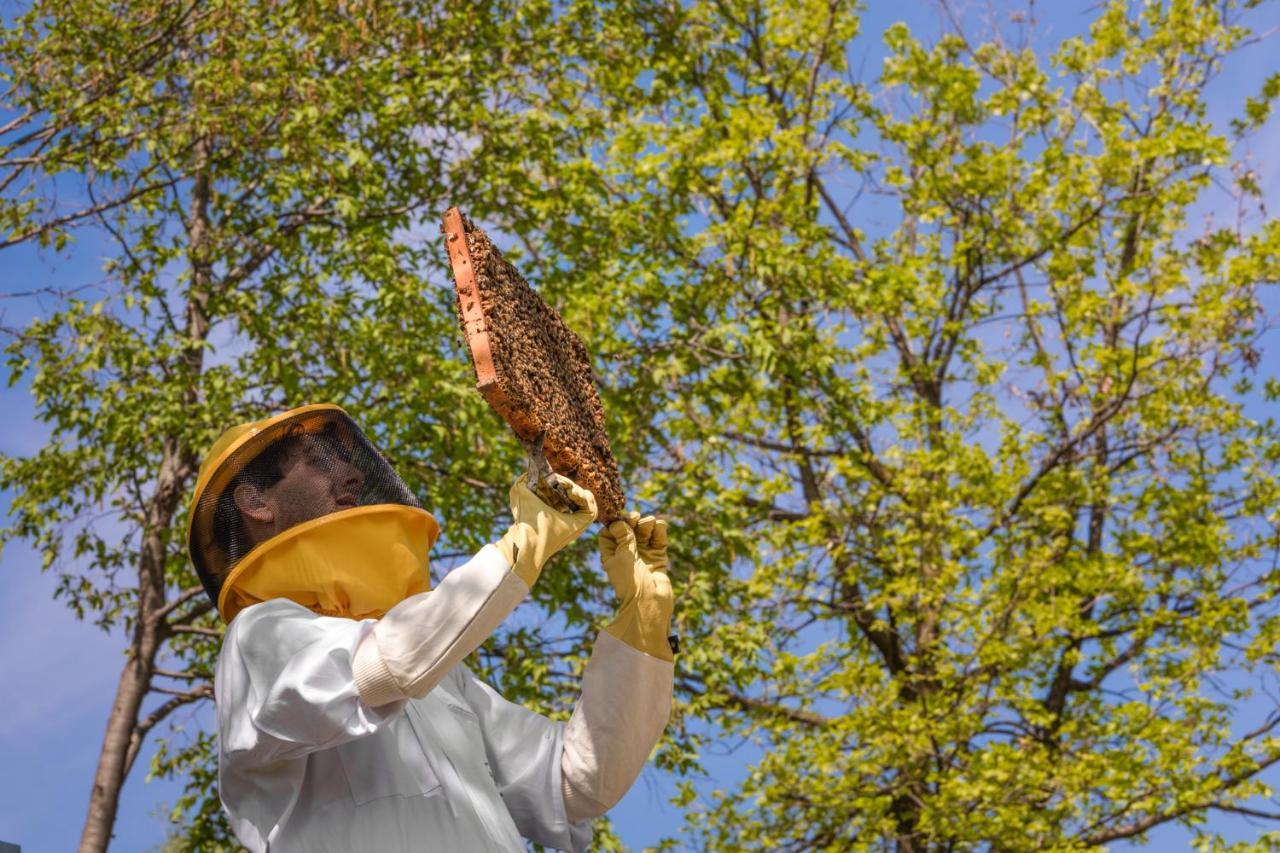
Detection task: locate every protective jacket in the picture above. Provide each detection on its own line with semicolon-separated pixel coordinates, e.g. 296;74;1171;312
216;544;674;852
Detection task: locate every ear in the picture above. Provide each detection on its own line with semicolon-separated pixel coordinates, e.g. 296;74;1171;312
233;483;274;524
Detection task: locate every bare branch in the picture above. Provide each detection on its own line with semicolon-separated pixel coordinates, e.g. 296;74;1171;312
152;586;206;624
168;624;222;638
680;676;831;728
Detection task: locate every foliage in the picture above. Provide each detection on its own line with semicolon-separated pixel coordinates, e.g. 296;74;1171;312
0;0;638;846
489;0;1280;848
3;0;1280;850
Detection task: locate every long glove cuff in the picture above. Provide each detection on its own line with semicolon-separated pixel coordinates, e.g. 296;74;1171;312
496;524;540;587
604;595;674;662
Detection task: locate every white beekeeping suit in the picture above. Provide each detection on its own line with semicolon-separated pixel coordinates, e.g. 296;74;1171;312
187;405;676;853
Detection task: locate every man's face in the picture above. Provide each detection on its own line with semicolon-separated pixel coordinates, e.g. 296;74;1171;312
261;433;365;534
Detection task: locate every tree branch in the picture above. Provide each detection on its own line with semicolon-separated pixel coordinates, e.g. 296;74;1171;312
680;676;831;728
168;625;221;638
122;681;213;779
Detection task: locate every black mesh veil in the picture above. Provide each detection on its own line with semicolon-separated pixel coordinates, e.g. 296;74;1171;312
189;408;420;606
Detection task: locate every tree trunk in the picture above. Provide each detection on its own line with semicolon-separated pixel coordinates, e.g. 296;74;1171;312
78;146;211;852
78;617;165;852
79;437;198;851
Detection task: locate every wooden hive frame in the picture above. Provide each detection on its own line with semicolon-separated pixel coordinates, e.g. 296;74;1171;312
442;207;626;522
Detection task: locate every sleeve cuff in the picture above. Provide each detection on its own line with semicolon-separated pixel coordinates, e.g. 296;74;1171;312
353;631;406;708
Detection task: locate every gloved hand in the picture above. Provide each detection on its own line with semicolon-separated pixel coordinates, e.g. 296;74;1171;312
600;512;674;661
496;472;597;588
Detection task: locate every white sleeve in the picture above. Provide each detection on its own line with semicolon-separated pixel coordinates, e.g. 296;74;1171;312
352;544;529;705
453;665;594;853
560;631;675;822
216;599;401;765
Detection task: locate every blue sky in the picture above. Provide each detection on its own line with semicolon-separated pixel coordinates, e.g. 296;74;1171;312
3;2;1280;851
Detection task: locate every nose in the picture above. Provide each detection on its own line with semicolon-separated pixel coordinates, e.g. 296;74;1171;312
334;459;364;496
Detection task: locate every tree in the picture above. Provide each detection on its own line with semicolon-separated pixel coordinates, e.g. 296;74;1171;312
6;0;1280;851
0;0;633;847
484;0;1280;847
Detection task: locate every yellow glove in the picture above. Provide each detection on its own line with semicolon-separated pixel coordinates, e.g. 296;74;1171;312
599;512;674;661
496;473;597;588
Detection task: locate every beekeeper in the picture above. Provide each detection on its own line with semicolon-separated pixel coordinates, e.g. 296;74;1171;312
186;404;675;852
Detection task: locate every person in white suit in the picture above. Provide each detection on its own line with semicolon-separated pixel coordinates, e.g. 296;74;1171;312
186;404;676;852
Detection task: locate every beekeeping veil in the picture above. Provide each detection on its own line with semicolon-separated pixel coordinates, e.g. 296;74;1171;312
187;404;440;622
